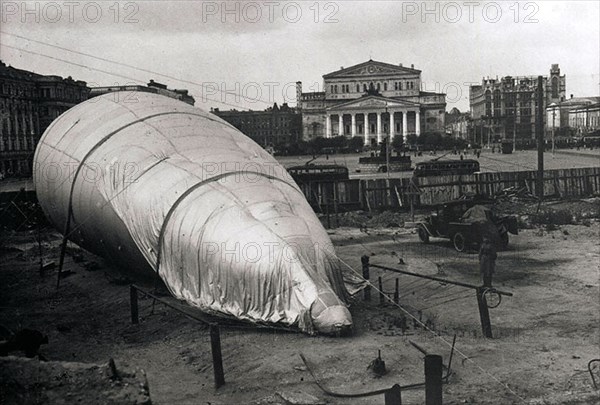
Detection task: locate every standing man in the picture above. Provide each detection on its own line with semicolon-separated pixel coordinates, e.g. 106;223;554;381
479;236;497;288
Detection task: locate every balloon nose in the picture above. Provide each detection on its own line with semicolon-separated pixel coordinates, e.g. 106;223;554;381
312;305;353;336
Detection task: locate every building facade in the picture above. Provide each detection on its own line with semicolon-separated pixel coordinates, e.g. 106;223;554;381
89;79;195;105
469;64;566;148
300;60;446;146
568;103;600;135
547;96;600;135
212;103;302;148
0;61;89;177
445;108;470;140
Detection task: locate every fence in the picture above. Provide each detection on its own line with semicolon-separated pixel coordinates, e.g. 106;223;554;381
297;167;600;211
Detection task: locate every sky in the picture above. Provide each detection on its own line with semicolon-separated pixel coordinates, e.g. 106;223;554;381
0;0;599;112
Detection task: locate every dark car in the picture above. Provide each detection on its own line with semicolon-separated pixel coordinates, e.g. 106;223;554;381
416;197;518;252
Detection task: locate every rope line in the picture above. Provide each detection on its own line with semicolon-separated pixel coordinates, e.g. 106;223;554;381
336;256;526;403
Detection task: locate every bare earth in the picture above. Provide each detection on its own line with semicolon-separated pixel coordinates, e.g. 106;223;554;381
1;199;599;404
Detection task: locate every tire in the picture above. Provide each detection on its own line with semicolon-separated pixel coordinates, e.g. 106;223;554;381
453;232;466;252
418;226;430;243
500;232;509;249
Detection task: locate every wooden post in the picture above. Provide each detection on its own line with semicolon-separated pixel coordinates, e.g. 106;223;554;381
536;75;545;200
210;324;226;388
476;287;493;338
38;223;44;277
56;205;73;290
325;194;331;229
378;276;384;305
361;255;371;301
394;278;399;304
364;187;372;212
384;384;402;405
425;354;443;405
333;182;339;228
130;285;139;324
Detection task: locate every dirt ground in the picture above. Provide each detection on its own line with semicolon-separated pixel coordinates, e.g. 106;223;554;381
1;200;599;404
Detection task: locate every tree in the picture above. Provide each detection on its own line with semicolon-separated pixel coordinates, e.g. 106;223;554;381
406;134;418;146
349;136;364;151
392;136;405;152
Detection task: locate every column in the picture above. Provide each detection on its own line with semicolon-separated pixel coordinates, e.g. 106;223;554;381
364;112;369;145
12;109;19;137
351;113;356;137
389;111;395;141
415;110;421;135
326;114;331;138
376;112;382;144
338;114;343;136
402;111;408;143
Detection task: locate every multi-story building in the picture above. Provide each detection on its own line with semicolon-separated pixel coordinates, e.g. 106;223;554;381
89;79;195;105
0;60;89;177
469;64;566;148
212;103;302;148
299;59;446;146
445;107;470;140
547;96;600;134
569;102;600;135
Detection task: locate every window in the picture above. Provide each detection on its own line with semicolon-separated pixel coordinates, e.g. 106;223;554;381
485;90;492;117
356;84;360;92
493;90;502;117
551;76;559;98
384;83;388;91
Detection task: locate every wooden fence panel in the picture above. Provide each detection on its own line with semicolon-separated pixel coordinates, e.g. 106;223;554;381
296;167;600;211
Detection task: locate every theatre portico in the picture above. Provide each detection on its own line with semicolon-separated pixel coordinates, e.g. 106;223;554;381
299;60;446;145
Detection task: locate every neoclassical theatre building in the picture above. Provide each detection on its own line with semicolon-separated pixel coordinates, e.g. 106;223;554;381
299;60;446;145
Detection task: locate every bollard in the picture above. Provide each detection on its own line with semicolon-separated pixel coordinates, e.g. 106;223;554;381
130;285;139;324
476;287;493;338
361;255;371;301
210;324;226;389
384;383;402;405
425;354;443;405
379;276;384;305
394;278;399;304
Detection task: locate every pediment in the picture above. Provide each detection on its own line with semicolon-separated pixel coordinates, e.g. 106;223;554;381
324;60;420;79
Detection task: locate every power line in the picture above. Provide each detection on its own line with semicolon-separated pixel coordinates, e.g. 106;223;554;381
0;43;251;112
1;31;276;108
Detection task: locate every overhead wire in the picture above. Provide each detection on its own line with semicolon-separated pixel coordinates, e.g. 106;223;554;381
3;29;524;402
0;43;254;112
335;255;526;403
0;31;277;109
